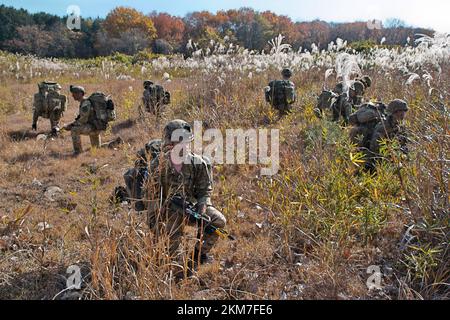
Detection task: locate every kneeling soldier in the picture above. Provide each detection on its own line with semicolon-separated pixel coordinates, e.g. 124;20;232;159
66;86;105;155
144;119;227;265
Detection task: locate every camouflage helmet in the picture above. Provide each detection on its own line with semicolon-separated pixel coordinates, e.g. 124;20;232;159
350;81;365;95
163;119;194;146
143;80;154;89
360;75;372;89
281;68;292;78
387;99;409;114
69;85;85;95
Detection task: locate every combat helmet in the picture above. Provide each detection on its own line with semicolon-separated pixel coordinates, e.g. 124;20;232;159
387;99;409;114
360;75;372;89
163;119;194;146
281;68;292;78
350;81;365;96
69;85;85;95
143;80;154;89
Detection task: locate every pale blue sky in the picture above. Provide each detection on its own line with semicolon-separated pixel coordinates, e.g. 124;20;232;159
1;0;449;32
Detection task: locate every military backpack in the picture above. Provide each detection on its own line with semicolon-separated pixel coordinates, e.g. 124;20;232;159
34;81;67;118
317;90;338;111
349;102;386;126
146;84;171;105
266;80;296;107
88;92;116;130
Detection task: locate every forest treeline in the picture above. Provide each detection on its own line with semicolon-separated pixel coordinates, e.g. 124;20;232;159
0;5;434;58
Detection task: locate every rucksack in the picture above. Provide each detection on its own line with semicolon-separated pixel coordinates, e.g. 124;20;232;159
317;90;338;112
144;139;162;161
266;80;296;107
34;82;67;117
147;84;170;105
349;103;386;126
88;92;116;131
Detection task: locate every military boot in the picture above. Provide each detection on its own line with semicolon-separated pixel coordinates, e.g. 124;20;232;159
72;135;83;155
89;134;101;148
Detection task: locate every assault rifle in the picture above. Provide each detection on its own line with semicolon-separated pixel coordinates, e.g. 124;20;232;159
170;196;236;241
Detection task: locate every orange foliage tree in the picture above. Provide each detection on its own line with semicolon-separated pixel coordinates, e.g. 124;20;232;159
103;7;157;40
149;12;185;45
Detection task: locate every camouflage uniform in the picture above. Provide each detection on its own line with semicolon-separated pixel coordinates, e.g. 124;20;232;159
124;139;162;211
370;110;408;155
331;94;353;124
334;75;372;96
69;86;101;154
142;80;169;116
144;120;226;261
349;102;387;147
367;99;409;168
266;68;296;117
32;83;67;133
331;81;365;125
142;87;154;113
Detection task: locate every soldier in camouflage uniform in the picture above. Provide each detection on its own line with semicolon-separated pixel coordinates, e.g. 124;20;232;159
123;139;162;212
331;81;365;125
349;102;387;147
144;120;227;265
142;80;154;113
314;89;338;119
142;80;170;116
65;86;102;155
32;82;67;136
369;99;409;157
334;75;372;96
265;68;297;118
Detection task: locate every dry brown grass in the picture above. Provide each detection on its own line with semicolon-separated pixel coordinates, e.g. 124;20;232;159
0;56;448;300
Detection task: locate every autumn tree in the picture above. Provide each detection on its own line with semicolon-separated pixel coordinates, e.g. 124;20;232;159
103;7;156;40
295;20;331;50
183;11;224;48
261;11;298;45
100;7;157;55
149;12;185;48
0;4;436;58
